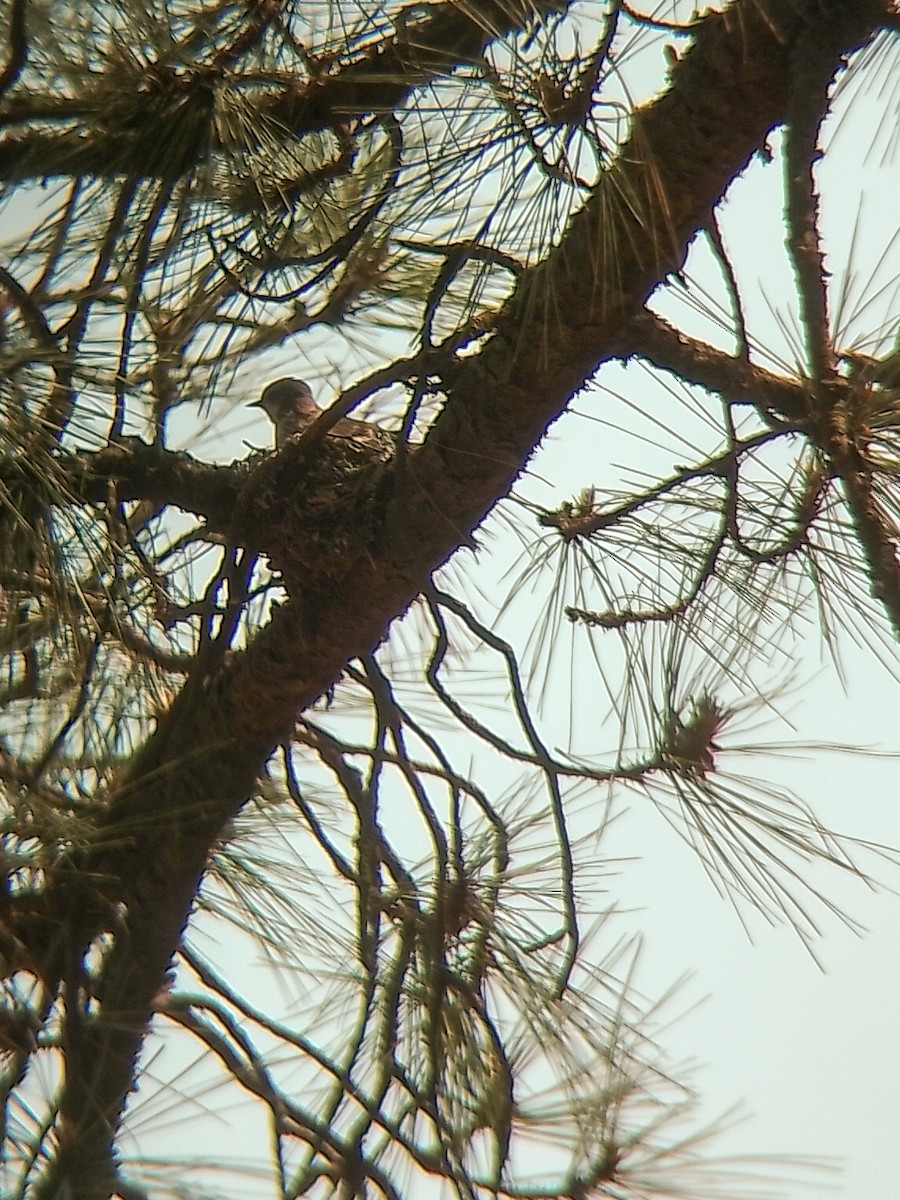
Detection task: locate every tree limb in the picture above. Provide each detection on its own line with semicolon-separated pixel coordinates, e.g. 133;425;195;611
625;309;808;424
0;1;571;183
32;2;890;1193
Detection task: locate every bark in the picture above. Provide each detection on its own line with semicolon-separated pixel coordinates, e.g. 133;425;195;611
18;0;889;1192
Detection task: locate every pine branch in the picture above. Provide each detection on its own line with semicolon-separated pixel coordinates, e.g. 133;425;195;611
626;310;808;424
26;2;891;1192
0;1;572;184
68;438;245;529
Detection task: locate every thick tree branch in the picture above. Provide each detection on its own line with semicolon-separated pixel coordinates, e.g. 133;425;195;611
784;18;843;382
71;438;245;528
0;0;26;100
625;310;808;423
33;2;890;1192
833;453;900;637
396;3;886;559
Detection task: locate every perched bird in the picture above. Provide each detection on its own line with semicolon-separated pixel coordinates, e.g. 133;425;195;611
250;378;322;448
251;378;388;450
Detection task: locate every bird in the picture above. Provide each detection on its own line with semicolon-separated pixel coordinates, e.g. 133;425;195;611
250;378;388;451
249;378;322;448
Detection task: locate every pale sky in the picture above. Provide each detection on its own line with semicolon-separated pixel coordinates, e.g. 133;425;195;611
4;8;898;1199
176;20;900;1200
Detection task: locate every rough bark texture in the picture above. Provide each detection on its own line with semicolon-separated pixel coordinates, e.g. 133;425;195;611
4;0;889;1192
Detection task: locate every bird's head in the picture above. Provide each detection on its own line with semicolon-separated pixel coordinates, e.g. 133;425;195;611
251;378;320;426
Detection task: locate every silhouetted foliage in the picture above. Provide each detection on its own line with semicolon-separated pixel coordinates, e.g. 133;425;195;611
0;2;898;1197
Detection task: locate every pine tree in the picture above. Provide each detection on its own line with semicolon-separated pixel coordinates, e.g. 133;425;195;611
0;2;897;1197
